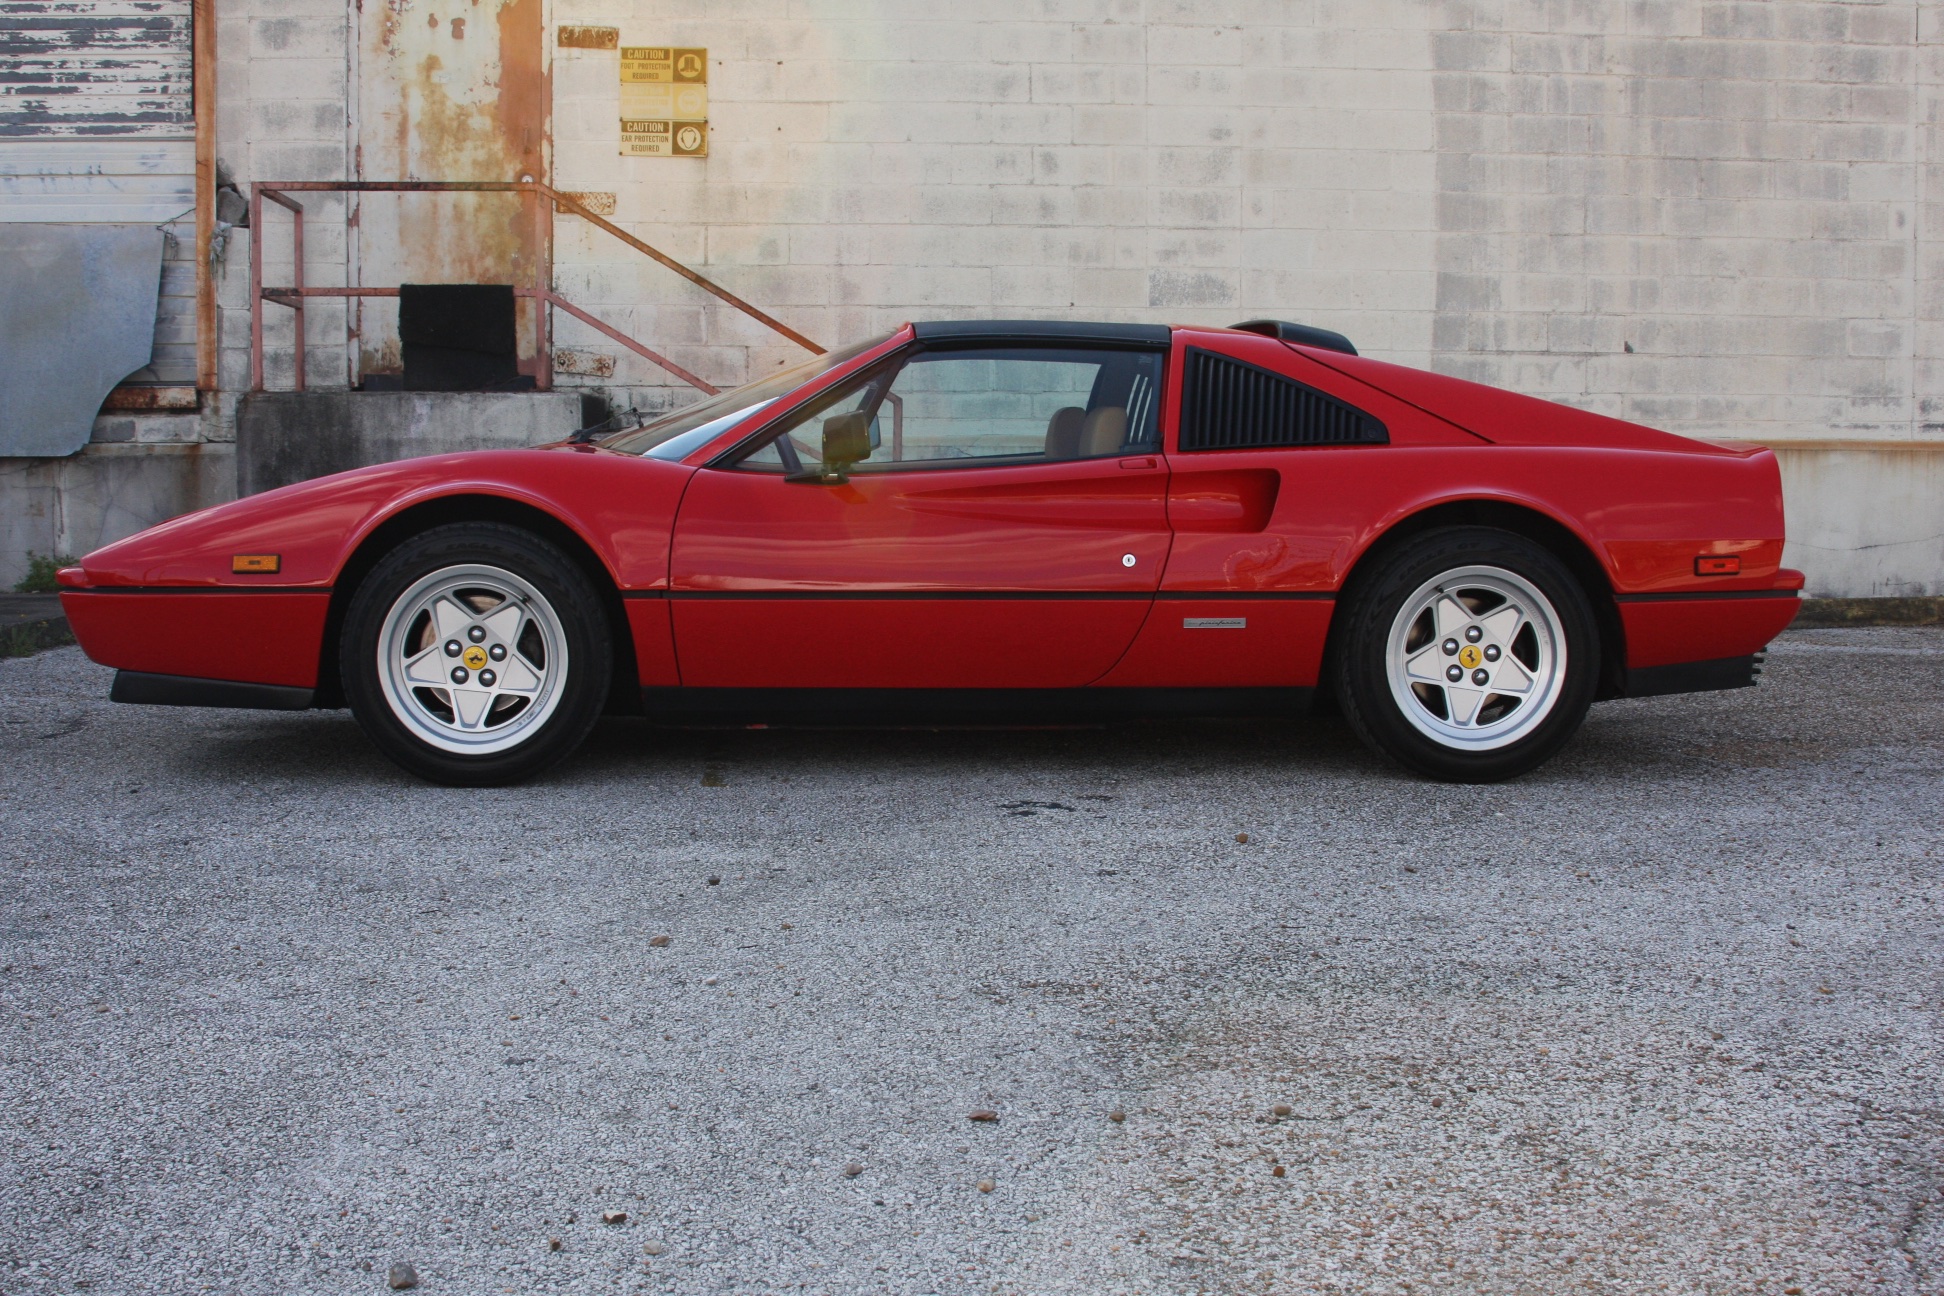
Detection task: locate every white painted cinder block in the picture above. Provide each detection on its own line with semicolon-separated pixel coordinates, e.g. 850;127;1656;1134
141;0;1944;594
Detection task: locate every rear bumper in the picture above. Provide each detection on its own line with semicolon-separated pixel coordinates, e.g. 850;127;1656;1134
1617;590;1799;663
1614;576;1800;698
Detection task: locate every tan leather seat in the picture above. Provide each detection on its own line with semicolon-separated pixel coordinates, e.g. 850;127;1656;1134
1043;406;1085;459
1079;406;1127;458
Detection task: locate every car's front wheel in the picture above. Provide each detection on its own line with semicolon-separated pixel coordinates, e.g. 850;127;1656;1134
1331;527;1600;782
341;523;611;785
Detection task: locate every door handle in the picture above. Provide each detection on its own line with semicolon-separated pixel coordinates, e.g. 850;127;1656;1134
1118;456;1158;470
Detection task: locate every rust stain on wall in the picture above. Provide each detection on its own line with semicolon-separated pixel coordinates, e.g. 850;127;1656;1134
493;0;548;181
554;348;615;377
355;0;550;373
557;190;615;215
102;385;200;412
558;25;617;49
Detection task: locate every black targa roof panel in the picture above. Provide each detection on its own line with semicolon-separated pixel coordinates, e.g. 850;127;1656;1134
912;320;1172;347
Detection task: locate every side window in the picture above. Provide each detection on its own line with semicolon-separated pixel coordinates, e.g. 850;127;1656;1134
732;346;1163;473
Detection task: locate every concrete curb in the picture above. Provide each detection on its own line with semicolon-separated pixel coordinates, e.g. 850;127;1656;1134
0;593;73;659
1793;596;1944;628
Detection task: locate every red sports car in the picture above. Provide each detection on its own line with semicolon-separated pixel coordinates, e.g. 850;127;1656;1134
59;319;1802;784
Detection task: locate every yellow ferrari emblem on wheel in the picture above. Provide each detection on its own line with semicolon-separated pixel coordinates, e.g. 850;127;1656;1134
1458;644;1483;669
462;645;488;670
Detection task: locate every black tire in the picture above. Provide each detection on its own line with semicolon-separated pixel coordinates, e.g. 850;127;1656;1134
1330;526;1600;782
340;522;611;786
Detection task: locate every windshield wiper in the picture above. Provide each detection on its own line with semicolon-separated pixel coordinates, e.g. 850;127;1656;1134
567;409;644;445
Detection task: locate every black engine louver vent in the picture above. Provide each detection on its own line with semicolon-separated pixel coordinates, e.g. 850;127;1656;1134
1178;348;1387;451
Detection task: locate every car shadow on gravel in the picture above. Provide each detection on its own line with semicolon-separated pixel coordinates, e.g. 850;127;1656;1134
150;661;1898;792
568;711;1392;784
151;705;1397;790
157;701;1755;791
159;710;408;783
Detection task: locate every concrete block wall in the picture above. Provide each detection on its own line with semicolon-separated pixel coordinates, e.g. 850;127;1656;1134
543;0;1944;592
548;0;1944;454
195;0;1944;454
215;0;352;394
1425;1;1941;444
0;0;341;586
1;438;236;585
550;0;1444;404
1774;441;1944;596
12;0;1944;593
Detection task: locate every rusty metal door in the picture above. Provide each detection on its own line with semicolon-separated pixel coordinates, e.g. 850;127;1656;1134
351;0;549;380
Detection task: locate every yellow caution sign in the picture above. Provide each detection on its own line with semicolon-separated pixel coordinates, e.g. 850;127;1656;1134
621;118;707;157
619;47;704;83
620;46;706;157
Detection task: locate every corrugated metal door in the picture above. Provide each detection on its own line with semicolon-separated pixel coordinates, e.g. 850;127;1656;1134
0;0;196;384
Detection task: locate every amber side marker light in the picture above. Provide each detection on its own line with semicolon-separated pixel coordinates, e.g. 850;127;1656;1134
1695;555;1741;576
232;554;281;574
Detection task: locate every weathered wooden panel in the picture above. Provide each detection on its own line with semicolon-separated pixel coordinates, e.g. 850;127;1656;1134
0;0;192;139
0;138;194;221
0;0;194;385
135;214;195;382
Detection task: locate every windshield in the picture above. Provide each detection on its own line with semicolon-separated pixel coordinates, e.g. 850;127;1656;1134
600;333;896;457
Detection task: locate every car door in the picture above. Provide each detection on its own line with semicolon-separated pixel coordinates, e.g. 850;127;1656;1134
668;339;1172;689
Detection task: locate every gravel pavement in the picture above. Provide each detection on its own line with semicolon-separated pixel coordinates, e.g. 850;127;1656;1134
2;627;1941;1295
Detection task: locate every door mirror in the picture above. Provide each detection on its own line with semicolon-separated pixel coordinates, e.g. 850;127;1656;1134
789;410;872;483
822;411;871;469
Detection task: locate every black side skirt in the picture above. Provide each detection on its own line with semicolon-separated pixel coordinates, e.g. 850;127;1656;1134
1622;653;1762;699
637;686;1316;726
111;671;315;711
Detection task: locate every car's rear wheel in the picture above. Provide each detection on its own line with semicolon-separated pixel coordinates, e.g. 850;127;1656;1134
341;523;610;785
1331;527;1600;782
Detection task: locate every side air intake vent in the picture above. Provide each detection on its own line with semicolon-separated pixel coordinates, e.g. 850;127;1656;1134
1178;348;1388;451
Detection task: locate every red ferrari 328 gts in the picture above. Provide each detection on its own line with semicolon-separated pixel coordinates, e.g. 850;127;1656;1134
59;319;1803;785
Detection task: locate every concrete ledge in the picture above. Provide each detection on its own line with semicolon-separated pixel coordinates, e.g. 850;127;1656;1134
1;442;236;590
1764;441;1944;599
0;593;73;658
237;391;588;496
1793;596;1944;628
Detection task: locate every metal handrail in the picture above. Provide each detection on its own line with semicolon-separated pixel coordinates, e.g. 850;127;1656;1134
249;179;822;393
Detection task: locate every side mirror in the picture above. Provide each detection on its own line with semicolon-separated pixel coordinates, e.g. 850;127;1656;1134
786;411;871;483
822;411;871;470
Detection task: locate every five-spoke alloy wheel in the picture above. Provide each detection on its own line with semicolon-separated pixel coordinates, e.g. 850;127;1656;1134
1385;565;1568;751
342;523;611;785
1333;527;1599;782
377;563;566;755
